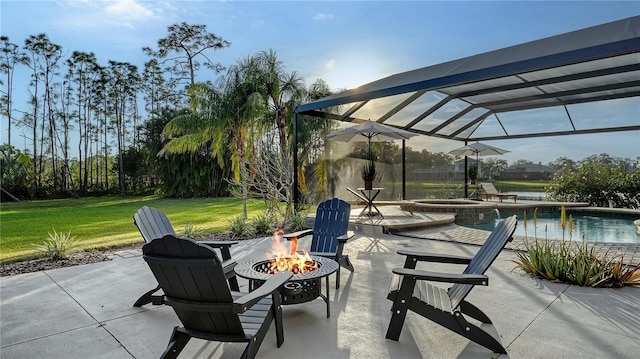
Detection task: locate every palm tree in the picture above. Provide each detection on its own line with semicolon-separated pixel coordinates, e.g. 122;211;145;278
160;57;266;218
254;50;305;217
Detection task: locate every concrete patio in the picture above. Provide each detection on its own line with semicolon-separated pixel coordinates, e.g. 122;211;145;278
2;210;640;358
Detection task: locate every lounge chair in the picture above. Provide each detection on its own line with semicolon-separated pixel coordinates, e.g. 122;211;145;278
283;198;354;289
385;215;518;354
480;182;517;203
132;206;239;307
142;235;292;359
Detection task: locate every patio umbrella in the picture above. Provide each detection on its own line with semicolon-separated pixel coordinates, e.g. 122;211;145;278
326;120;418;157
326;120;419;199
448;142;510;157
448;142;511;164
448;142;510;198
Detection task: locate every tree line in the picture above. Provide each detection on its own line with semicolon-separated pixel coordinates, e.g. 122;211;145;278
2;23;638;212
0;23;321;208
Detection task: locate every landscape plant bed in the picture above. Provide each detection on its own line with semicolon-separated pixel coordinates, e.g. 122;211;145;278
0;232;244;276
0;249;115;277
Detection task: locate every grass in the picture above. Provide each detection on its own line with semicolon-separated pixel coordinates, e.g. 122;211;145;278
402;180;548;199
0;195;273;263
494;181;548;192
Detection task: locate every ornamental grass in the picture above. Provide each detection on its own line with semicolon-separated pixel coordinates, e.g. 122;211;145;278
512;206;640;288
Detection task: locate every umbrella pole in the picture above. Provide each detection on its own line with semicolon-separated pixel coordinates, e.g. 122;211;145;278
402;140;406;200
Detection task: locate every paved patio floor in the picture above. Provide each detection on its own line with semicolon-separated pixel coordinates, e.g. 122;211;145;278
2;210;640;358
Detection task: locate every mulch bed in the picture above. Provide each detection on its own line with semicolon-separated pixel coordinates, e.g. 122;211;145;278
0;233;250;277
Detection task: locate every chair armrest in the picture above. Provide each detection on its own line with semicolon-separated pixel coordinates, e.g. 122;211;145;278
222;259;237;275
233;271;293;311
337;231;355;243
392;267;488;285
199;240;238;261
397;249;472;264
199;240;239;247
283;229;313;240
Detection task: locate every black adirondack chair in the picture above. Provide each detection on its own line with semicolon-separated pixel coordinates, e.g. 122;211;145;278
283;198;354;289
143;235;293;359
386;215;518;354
133;206;239;307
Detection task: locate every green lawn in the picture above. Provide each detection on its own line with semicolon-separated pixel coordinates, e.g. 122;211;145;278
0;195;271;263
403;180;548;198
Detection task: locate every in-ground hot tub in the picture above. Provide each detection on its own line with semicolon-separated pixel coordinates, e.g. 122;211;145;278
410;199;501;225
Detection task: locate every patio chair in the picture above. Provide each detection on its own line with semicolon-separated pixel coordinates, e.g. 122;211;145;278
283;198;354;289
142;235;292;359
132;206;239;307
385;215;517;354
479;182;518;203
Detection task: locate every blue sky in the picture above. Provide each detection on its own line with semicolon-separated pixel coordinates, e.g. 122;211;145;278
1;0;639;164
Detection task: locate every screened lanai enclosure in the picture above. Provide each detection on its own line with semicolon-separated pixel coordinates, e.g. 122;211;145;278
293;16;640;205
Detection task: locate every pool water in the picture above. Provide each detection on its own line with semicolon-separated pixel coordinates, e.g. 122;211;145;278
468;213;640;244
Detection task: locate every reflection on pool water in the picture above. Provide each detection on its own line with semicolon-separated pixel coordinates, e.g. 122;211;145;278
467;212;640;244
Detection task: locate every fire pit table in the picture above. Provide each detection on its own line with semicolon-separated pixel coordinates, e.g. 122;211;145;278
234;255;339;318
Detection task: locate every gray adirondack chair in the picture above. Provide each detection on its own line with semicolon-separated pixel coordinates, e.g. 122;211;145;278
143;235;292;359
133;206;239;307
283;198;354;288
386;215;518;354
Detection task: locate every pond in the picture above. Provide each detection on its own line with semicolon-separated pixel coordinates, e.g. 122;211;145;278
467;212;640;244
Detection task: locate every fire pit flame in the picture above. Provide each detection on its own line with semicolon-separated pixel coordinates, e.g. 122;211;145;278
265;229;319;275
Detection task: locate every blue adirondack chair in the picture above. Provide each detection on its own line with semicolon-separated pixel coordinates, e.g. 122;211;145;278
386;215;518;354
283;198;354;288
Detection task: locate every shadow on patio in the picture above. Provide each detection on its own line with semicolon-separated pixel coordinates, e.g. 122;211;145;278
2;208;639;358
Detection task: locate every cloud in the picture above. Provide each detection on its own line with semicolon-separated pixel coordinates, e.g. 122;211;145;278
54;0;157;30
313;12;334;21
105;0;154;21
325;59;336;70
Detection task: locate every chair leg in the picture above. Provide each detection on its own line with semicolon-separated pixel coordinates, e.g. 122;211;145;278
459;300;492;323
271;292;285;347
385;277;416;340
335;254;354;289
160;327;191;359
227;276;240;291
244;304;275;359
133;284;161;307
459;321;506;354
338;255;355;272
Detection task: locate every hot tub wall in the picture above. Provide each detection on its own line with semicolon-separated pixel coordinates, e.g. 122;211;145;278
412;200;499;225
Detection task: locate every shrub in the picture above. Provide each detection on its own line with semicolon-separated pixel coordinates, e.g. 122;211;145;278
512;239;639;287
546;155;640;208
182;223;204;238
512;206;640;288
285;212;308;232
33;229;77;260
227;215;255;239
251;212;277;236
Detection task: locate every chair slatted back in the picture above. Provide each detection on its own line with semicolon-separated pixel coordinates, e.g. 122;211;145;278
310;198;351;253
448;215;517;310
480;183;499;195
134;206;177;243
143;235;243;335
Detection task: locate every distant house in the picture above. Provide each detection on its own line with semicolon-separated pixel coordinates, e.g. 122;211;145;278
410;159;480;181
499;163;556;180
410;160;556;181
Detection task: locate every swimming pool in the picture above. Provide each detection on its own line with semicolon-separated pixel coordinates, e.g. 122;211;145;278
467;212;640;244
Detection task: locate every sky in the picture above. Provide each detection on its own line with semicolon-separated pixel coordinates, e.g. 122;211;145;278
1;0;639;165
